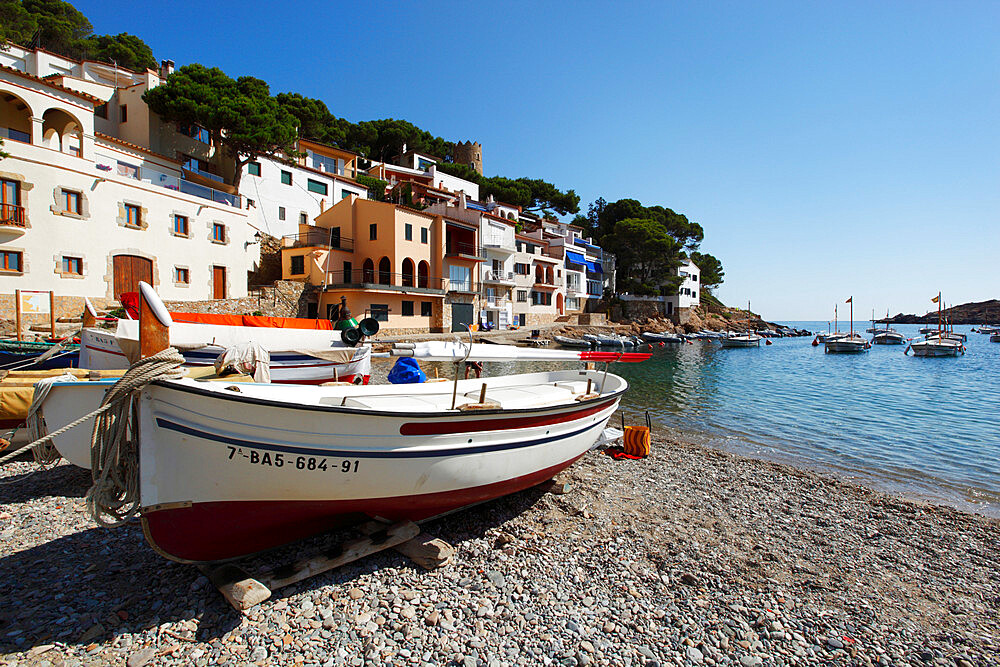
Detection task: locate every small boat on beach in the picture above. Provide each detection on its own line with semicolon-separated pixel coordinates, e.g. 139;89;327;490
35;283;643;563
553;335;592;349
640;332;683;344
582;333;629;347
79;299;373;385
0;338;80;371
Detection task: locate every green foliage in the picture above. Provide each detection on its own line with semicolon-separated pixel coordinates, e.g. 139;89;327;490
143;64;299;189
689;250;724;291
603;217;684;295
355;174;388;201
81;32;156;71
585;197;708;296
0;137;8;160
0;0;156;71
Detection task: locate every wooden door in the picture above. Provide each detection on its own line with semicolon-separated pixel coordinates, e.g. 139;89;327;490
112;255;153;298
213;266;226;299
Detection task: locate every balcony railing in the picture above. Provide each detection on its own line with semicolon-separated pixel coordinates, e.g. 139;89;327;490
284;228;355;251
485;298;511;309
445;241;485;258
0;204;26;227
566;282;582;295
326;268;446;291
448;280;475;292
482;270;515;283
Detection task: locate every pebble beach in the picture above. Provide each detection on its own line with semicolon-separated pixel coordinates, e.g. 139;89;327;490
1;433;997;667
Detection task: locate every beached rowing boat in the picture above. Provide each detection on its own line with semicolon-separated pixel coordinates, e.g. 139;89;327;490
38;283;637;563
79;301;371;385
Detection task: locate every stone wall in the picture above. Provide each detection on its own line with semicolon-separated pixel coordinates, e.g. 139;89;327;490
163;281;313;317
577;312;608;326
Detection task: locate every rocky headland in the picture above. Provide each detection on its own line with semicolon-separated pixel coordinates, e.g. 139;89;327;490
884;300;1000;325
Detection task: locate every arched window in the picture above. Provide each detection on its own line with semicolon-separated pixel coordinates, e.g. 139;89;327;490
362;258;375;283
417;261;430;289
378;257;391;285
401;258;415;287
0;93;33;144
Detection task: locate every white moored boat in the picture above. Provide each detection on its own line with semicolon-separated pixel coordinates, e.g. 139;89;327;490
908;335;964;357
905;293;965;357
872;330;906;345
825;334;869;353
824;297;869;353
38;283;638;563
719;332;762;348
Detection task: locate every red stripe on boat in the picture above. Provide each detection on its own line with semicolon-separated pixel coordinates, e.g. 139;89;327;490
142;453;584;562
398;399;615;436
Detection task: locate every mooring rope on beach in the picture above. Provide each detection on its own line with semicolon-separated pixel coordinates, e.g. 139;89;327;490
0;348;186;526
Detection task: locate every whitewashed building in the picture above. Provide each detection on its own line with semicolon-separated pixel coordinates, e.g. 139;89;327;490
665;258;700;314
0;47;253;318
240;138;368;240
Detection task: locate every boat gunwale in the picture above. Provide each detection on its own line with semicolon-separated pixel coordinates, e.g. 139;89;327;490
140;374;628;420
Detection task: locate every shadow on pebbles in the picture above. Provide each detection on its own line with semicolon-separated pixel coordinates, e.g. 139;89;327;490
1;434;997;667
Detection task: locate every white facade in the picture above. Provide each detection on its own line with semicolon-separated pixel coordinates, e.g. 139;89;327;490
672;258;701;309
0;57;251;311
240;157;366;239
479;217;515;329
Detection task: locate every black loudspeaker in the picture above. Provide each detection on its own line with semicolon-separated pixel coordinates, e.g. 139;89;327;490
341;327;362;346
358;317;380;337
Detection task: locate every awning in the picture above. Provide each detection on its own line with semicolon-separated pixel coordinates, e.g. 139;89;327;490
565;250;586;265
584;260;603;274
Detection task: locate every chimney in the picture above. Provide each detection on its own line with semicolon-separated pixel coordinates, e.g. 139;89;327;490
160;59;175;78
458;191;467;209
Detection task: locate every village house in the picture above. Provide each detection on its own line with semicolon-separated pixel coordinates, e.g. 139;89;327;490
0;46;252;319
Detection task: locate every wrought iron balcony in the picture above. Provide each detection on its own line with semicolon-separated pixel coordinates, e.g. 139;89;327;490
0;203;26;230
283;228;355;251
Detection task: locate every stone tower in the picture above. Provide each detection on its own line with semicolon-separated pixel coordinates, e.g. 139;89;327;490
454;140;483;175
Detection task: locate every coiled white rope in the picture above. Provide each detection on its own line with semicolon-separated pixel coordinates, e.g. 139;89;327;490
0;348;186;526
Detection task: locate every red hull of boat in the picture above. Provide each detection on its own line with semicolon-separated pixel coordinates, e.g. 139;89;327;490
141;453;584;562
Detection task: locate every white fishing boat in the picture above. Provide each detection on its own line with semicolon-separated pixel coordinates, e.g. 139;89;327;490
825;297;869;353
870;309;905;344
79;301;372;385
719;332;762;348
872;330;906;345
909;336;964;357
812;305;849;346
37;283;640;563
906;293;965;357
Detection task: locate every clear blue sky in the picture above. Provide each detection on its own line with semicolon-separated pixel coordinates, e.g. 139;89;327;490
78;0;1000;320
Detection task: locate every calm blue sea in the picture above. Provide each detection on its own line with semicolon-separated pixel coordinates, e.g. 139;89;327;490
451;324;1000;516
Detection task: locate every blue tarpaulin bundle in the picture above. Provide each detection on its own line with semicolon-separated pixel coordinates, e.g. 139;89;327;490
387;357;427;384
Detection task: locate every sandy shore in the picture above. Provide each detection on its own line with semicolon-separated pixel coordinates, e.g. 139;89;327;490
1;432;997;667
